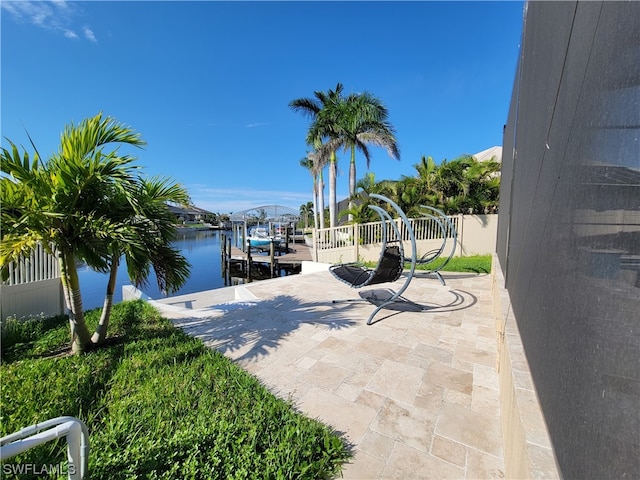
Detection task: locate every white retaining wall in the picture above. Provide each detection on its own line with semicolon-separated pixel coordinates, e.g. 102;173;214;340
0;279;64;321
1;244;64;321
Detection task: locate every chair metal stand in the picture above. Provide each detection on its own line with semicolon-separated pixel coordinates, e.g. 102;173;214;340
414;205;457;286
330;194;417;325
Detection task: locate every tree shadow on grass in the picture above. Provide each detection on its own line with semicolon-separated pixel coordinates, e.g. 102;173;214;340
163;295;357;365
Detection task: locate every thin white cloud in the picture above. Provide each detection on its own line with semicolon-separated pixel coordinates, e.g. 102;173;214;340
187;185;316;214
1;1;97;42
205;122;270;129
63;29;78;39
51;0;71;11
32;13;48;26
83;26;96;42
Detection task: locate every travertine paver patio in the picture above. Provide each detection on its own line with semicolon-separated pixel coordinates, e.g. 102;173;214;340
150;268;504;479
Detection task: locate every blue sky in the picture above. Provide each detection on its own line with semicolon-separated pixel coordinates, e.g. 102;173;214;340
2;1;524;214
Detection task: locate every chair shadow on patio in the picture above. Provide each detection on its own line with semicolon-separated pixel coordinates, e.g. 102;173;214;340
357;287;478;325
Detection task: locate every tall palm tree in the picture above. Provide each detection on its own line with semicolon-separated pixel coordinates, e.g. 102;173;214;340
1;113;146;354
290;83;344;228
316;167;326;229
308;148;330;228
299;150;327;231
332;91;400;220
299;156;316;229
91;177;191;345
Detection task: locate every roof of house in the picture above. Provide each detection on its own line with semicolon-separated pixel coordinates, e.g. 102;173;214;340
473;146;502;163
166;204;215;216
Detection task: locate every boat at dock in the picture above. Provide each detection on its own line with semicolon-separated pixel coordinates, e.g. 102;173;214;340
246;227;282;248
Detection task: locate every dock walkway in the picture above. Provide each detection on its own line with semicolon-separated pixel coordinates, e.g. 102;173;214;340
225;242;313;273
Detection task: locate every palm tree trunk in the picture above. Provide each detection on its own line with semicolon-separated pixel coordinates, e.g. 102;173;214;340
91;257;119;345
329;151;337;228
318;171;325;229
348;146;357;222
59;250;92;354
312;176;319;231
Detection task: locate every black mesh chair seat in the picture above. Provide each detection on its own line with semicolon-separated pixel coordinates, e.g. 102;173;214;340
330;245;403;288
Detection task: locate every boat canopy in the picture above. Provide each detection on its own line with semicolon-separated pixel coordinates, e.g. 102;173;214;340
229;205;300;224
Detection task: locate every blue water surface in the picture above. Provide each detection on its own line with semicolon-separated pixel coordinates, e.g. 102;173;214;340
78;230;228;310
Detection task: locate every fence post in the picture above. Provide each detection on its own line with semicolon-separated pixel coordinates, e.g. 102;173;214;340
456;214;464;256
312;229;318;262
353;223;359;262
269;239;275;278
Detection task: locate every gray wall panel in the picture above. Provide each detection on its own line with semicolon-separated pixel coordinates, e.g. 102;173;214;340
501;1;639;478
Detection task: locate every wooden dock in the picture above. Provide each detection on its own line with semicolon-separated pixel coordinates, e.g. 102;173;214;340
227;244;312;265
220;232;313;281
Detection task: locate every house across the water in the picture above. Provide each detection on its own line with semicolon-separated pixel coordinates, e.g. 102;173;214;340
167;204;215;224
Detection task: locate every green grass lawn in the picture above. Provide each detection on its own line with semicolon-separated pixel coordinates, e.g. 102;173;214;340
360;254;491;274
414;254;492;274
1;302;351;479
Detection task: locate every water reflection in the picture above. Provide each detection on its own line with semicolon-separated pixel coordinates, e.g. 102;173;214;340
78;229;297;311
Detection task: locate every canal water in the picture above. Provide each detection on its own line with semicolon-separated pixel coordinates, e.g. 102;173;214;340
78;229;261;311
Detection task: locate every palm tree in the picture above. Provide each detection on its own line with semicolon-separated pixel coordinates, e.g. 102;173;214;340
292;86;400;226
401;154;501;214
389;176;426;218
1;113;146;353
463;156;501;213
308;148;330;228
290;83;344;228
331;91;400;220
340;172;385;224
299;150;326;231
402;155;443;211
91;177;191;345
299;202;312;229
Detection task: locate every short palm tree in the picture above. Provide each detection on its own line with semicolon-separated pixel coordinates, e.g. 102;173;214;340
1;113;190;353
400;154;501;214
389;176;426;218
299;202;312;229
91;177;191;345
2;114;144;353
463;157;501;213
404;155;444;210
340;172;385;224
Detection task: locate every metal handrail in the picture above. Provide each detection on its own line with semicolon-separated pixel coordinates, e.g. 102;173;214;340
0;416;89;479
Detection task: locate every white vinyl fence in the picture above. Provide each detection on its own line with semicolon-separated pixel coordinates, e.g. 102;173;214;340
0;243;64;321
311;214;498;264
